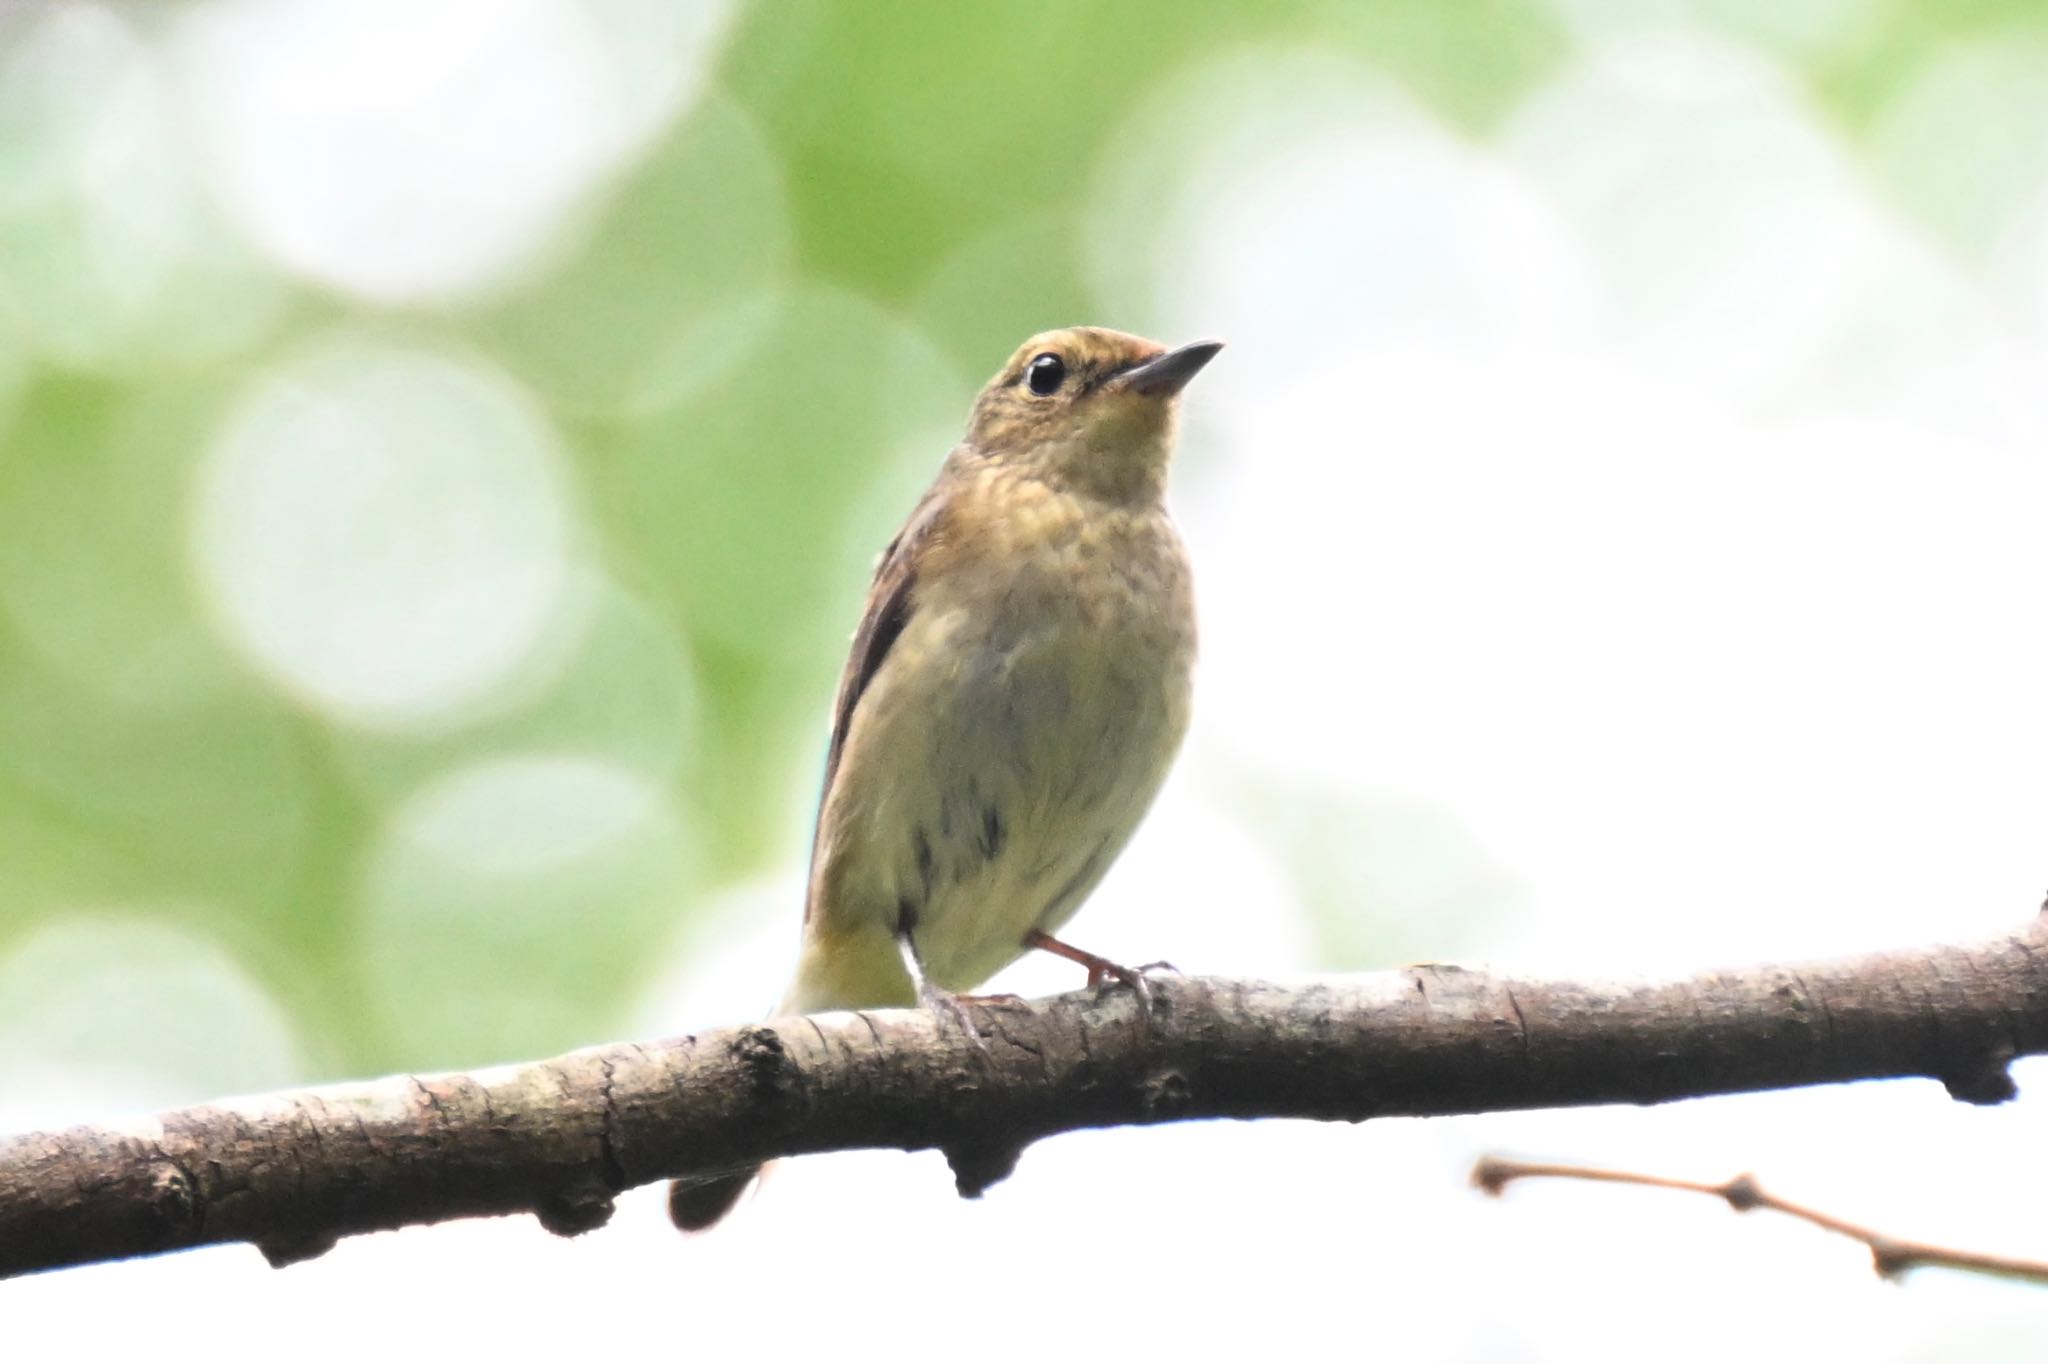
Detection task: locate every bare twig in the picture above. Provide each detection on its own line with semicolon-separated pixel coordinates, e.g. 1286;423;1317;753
3;911;2046;1280
1473;1154;2048;1285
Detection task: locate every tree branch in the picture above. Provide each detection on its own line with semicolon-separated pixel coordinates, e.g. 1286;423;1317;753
1471;1155;2048;1286
4;911;2046;1280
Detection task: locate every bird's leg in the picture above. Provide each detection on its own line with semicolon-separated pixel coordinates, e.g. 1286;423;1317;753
1022;929;1158;1009
1021;928;1137;986
897;930;999;1051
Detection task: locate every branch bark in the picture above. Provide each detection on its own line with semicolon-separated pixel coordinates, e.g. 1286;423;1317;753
5;912;2046;1280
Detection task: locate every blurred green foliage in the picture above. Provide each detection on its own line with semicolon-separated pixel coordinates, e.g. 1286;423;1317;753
0;0;2031;1096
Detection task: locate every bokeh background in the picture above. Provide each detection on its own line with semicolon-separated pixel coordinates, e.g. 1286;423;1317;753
5;0;2047;1354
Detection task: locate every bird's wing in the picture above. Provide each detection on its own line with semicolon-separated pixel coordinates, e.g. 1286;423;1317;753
800;488;949;928
819;487;948;801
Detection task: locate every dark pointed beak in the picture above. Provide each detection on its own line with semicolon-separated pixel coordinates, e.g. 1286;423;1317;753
1118;340;1224;398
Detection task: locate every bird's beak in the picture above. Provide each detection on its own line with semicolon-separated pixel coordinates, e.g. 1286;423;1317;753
1117;340;1224;398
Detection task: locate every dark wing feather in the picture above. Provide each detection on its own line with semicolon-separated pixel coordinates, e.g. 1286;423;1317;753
802;487;951;925
819;490;946;797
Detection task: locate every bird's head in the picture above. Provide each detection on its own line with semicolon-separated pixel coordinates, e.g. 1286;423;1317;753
965;327;1222;504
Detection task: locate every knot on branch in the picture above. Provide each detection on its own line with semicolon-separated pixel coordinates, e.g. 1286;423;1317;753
534;1182;616;1238
1940;1067;2018;1105
257;1228;338;1268
944;1135;1028;1199
1720;1174;1763;1212
734;1025;799;1107
1937;1042;2017;1105
145;1158;200;1237
1469;1155;1513;1196
1868;1238;1919;1280
1141;1068;1193;1119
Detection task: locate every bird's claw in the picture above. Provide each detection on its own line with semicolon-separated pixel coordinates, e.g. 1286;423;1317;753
919;981;995;1056
1085;959;1168;1016
1021;929;1176;1017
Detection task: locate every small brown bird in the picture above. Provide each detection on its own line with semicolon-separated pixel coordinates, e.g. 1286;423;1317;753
670;326;1220;1230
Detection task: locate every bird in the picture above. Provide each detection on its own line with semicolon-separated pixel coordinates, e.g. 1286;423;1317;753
669;326;1220;1231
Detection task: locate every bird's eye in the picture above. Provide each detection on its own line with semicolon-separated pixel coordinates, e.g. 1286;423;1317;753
1025;353;1066;396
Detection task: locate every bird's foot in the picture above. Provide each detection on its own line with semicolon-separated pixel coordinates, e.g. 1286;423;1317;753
918;980;999;1054
900;929;1002;1053
1023;930;1165;1013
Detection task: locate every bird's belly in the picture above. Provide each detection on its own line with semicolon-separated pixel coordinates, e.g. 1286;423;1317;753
896;616;1187;991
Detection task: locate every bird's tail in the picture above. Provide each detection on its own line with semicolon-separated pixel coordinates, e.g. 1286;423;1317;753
662;961;830;1233
668;1168;757;1231
667;932;913;1232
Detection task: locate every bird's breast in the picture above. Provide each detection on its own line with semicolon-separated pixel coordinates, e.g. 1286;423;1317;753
801;485;1195;1000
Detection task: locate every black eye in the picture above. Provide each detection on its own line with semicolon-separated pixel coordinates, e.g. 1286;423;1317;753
1025;353;1066;396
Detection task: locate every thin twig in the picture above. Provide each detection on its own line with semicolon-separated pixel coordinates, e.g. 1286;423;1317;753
1473;1155;2048;1286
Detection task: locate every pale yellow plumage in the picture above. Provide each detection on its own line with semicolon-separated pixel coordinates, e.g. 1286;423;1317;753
671;326;1218;1230
790;455;1195;1011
